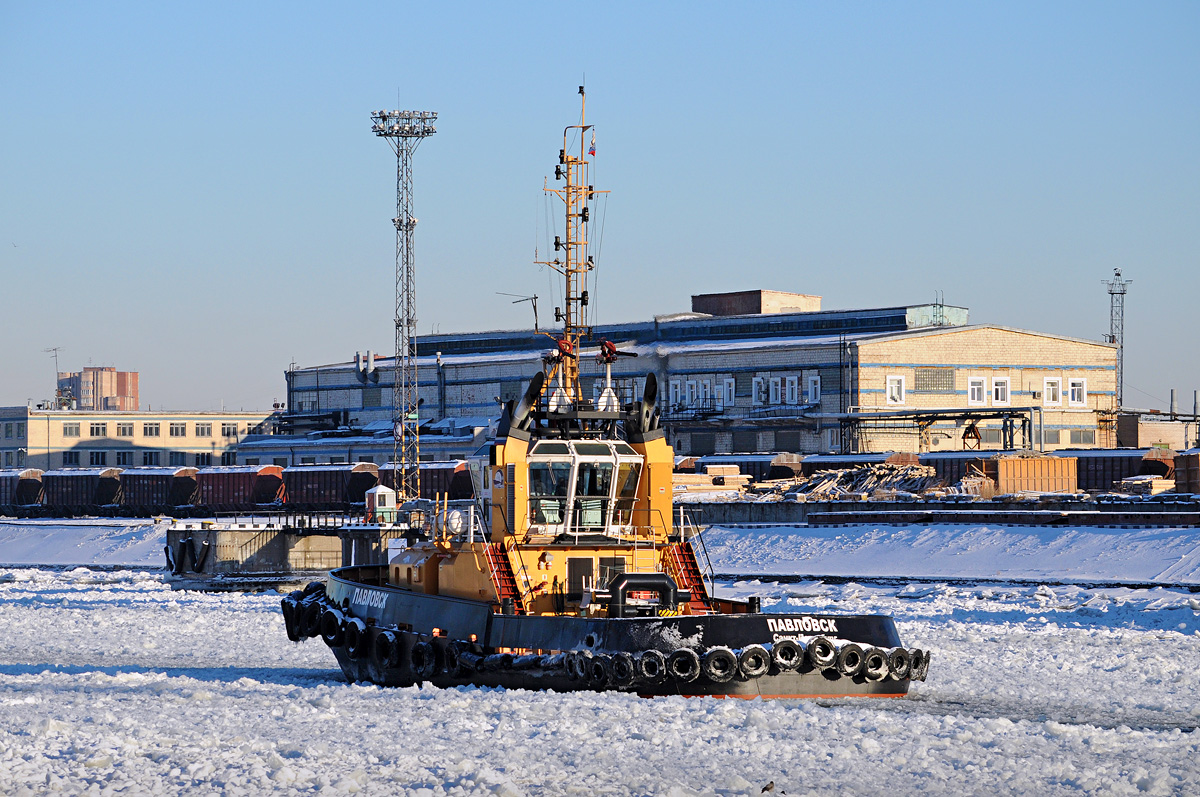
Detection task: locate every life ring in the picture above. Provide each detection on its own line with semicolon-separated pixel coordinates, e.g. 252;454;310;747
835;643;864;678
609;652;635;686
588;654;612;687
319;608;345;647
807;636;837;670
738;645;771;679
344;617;368;659
887;647;911;680
862;647;889;681
372;630;399;668
772;639;804;672
634;650;667;683
667;648;701;682
410;640;435;680
701;647;738;683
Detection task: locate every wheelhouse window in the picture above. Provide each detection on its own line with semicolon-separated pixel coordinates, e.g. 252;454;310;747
529;461;572;524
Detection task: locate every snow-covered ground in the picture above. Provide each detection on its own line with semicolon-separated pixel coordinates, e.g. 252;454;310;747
1;520;1199;794
1;567;1198;796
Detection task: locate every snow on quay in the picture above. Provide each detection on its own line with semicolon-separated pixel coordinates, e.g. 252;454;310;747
1;568;1199;796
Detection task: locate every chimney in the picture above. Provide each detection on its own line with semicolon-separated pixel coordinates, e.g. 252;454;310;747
1170;389;1178;416
366;350;375;374
355;351;363;372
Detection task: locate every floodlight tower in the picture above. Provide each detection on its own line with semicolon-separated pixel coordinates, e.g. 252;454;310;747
1103;268;1132;409
371;109;437;499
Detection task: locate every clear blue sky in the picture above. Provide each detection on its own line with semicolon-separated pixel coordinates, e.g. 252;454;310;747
2;2;1196;412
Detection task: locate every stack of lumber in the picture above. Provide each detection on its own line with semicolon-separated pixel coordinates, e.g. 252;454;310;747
673;465;753;493
1116;475;1177;496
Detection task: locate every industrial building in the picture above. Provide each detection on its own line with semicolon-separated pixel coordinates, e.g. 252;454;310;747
254;290;1118;463
0;406;275;470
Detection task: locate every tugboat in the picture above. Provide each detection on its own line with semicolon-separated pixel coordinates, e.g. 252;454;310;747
281;90;930;697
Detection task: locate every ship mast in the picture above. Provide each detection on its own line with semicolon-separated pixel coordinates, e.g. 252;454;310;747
536;87;607;408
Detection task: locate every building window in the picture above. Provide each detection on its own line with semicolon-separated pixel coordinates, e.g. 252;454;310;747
116;423;134;437
1041;429;1061;445
89;422;107;437
144;423;160;437
751;377;765;406
89;451;107;466
362;387;383;408
699;380;711;407
244;458;260;466
63;451;80;466
221;423;239;437
329;456;346;464
886;376;905;405
16;423;24;438
967;378;986;405
272;458;288;467
220;452;237;465
722;378;736;408
1068;379;1087;406
669;380;681;408
195;452;212;466
1043;378;1062;407
685;381;697;407
3;423;10;438
143;451;160;466
169;423;186;437
195;423;212;437
992;378;1010;406
785;376;798;405
169;452;187;466
980;428;1003;445
1070;429;1096;445
769;377;782;405
301;456;316;465
807;375;821;404
115;451;133;466
3;451;10;466
914;367;955;393
63;422;81;438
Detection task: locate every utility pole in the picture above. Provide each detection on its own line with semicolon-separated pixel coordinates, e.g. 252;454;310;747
371;108;437;500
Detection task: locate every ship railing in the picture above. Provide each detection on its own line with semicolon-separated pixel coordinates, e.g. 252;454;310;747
676;505;716;598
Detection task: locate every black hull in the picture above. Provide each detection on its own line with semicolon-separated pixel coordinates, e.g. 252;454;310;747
283;566;925;699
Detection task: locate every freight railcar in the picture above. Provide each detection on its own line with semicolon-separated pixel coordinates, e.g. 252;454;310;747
0;468;44;517
41;468;123;517
195;465;285;513
119;467;199;516
380;460;473;500
283;463;380;512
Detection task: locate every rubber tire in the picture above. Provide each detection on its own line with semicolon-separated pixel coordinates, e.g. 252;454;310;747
301;601;324;638
835;643;865;678
887;647;912;680
772;639;804;672
738;645;771;679
564;650;581;681
373;630;399;669
589;654;612;688
280;597;300;642
411;640;436;680
442;641;462;675
667;648;701;683
702;647;738;683
610;652;635;687
808;636;837;670
344;618;368;660
634;650;667;684
912;649;931;682
862;647;889;681
319;608;345;647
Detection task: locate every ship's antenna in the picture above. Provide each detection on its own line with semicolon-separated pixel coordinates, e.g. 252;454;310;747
535;86;609;408
371;107;437;499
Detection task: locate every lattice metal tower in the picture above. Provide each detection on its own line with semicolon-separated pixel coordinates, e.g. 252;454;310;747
1103;268;1132;409
371;109;437;499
